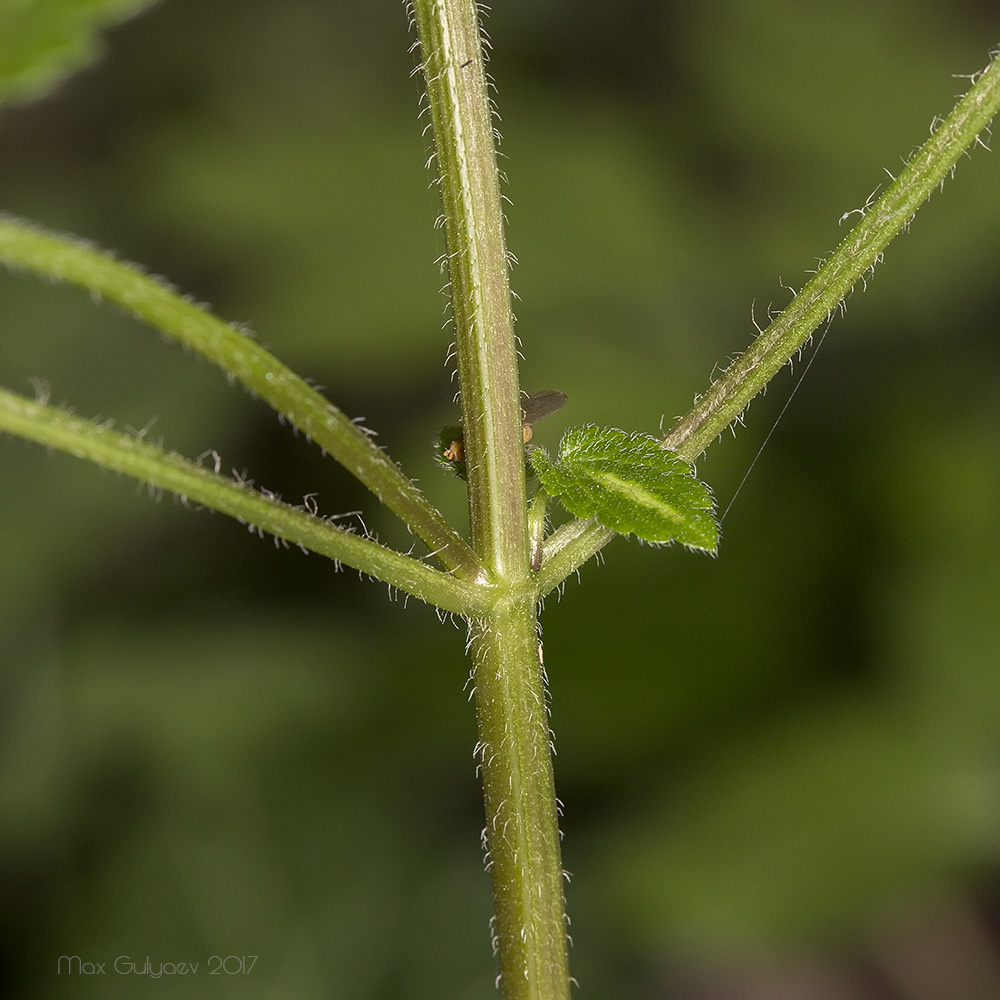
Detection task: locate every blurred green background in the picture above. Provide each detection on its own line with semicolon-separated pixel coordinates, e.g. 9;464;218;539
2;1;999;997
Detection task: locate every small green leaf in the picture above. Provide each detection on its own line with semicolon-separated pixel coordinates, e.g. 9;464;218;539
0;0;158;106
530;426;718;551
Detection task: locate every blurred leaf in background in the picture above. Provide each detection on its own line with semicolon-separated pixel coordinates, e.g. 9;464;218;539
0;0;157;105
1;1;999;998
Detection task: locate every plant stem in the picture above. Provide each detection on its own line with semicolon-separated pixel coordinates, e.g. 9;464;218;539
663;50;1000;461
409;0;528;579
410;1;570;996
537;50;1000;594
0;213;483;580
527;489;549;573
536;517;616;601
0;388;486;615
469;595;569;1000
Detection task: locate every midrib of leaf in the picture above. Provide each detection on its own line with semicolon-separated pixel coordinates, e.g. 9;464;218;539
590;469;687;525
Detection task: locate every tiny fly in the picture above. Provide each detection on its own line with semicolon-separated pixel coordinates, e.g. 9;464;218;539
518;389;567;443
440;390;566;465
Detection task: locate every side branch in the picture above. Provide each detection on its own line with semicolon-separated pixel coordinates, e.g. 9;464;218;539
0;388;489;616
530;51;1000;594
0;213;484;579
663;51;1000;462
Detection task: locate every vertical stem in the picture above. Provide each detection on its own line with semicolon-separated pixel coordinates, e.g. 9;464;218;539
470;596;569;1000
410;0;528;578
410;2;570;997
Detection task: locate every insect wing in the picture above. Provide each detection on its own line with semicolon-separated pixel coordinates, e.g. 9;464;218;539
521;390;567;427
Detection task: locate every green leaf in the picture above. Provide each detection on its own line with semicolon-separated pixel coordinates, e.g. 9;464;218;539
531;426;718;551
0;0;158;106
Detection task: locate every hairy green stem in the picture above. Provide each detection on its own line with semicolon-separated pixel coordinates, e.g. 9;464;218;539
536;517;616;601
469;596;568;1000
409;0;527;579
0;213;483;579
0;388;486;615
538;50;1000;593
411;1;570;997
663;50;1000;461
